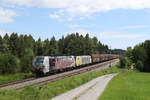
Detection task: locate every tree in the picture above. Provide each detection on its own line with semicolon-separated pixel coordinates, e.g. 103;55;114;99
43;39;50;55
111;49;125;55
17;35;25;57
132;45;147;71
0;36;9;53
20;48;34;73
142;40;150;71
3;34;10;52
0;53;20;74
9;33;20;56
0;32;110;74
83;34;94;54
35;38;44;56
58;36;65;54
92;37;99;54
49;36;58;55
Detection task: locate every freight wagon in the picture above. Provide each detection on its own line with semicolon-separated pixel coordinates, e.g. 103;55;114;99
32;54;118;76
75;56;91;67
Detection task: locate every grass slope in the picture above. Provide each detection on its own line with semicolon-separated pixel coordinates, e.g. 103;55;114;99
100;70;150;100
0;73;34;84
0;67;120;100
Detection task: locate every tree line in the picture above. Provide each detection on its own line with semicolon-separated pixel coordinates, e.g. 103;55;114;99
120;40;150;72
0;32;111;75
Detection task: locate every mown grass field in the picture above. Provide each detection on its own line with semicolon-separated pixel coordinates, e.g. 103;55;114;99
0;73;34;84
100;70;150;100
0;66;120;100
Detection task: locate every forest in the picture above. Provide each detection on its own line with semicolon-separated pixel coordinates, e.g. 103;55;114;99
0;32;115;75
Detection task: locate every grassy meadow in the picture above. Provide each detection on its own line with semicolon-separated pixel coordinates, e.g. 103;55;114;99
0;66;120;100
100;70;150;100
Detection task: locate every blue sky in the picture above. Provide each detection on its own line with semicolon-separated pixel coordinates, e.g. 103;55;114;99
0;0;150;49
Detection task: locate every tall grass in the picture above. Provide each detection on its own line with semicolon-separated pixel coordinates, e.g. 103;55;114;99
100;70;150;100
0;67;120;100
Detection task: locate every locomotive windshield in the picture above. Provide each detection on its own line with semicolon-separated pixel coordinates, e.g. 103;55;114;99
35;57;44;63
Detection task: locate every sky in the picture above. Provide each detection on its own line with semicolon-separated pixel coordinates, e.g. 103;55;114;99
0;0;150;50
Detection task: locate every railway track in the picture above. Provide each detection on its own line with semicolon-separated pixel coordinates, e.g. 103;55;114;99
0;59;119;90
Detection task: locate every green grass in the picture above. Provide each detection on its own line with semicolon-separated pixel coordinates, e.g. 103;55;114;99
100;70;150;100
0;73;34;84
0;66;121;100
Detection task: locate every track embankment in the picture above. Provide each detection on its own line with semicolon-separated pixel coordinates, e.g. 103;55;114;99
0;59;119;90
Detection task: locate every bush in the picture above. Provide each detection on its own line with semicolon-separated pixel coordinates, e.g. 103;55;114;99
132;44;147;72
124;40;150;72
142;40;150;72
135;60;144;71
119;56;132;69
119;57;126;68
0;53;20;75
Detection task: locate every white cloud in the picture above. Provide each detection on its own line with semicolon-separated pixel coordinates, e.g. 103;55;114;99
1;0;150;20
3;0;150;10
0;8;17;23
68;24;96;29
94;31;149;49
118;25;148;30
68;24;80;29
49;13;60;19
64;29;147;40
0;0;34;7
99;32;150;49
100;32;147;39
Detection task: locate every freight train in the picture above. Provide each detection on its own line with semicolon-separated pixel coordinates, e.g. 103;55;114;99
32;54;119;76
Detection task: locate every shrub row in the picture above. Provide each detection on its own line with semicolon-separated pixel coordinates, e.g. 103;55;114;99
119;40;150;72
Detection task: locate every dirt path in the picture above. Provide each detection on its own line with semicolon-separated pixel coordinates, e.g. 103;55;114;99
51;73;117;100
